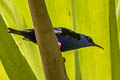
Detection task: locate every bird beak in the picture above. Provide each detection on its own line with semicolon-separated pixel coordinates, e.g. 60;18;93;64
94;44;104;49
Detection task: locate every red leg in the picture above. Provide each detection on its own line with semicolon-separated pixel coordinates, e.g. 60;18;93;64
58;42;61;48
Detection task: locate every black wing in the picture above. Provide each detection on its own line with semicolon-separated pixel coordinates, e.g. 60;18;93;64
54;27;81;40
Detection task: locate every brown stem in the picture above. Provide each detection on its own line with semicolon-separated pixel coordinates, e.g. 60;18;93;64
28;0;68;80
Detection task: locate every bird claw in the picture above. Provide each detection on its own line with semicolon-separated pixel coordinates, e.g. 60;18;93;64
63;57;66;63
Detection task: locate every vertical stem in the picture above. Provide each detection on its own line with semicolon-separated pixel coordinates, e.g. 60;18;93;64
28;0;68;80
109;0;120;80
71;0;81;80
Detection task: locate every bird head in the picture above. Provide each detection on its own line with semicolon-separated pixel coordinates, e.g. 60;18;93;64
79;34;104;49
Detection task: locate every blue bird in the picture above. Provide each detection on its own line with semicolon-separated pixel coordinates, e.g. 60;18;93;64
8;27;103;52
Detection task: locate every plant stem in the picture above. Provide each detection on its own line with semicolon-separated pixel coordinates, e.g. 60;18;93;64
28;0;68;80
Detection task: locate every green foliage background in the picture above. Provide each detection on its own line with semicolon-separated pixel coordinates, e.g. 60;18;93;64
0;0;120;80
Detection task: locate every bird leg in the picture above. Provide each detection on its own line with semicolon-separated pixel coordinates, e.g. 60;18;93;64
58;42;61;48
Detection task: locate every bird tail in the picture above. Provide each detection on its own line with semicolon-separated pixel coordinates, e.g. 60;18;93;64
8;28;23;35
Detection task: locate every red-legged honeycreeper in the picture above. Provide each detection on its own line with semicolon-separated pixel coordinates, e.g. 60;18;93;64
8;27;103;52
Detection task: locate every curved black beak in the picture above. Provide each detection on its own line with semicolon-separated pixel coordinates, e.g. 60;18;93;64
94;44;104;49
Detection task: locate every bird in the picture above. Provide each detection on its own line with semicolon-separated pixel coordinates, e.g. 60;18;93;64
8;27;103;52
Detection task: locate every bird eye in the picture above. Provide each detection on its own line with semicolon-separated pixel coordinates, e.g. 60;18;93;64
85;36;93;43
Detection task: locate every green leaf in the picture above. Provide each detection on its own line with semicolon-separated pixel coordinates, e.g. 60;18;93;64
0;13;37;80
0;0;45;79
116;0;120;48
0;0;120;80
71;0;119;80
